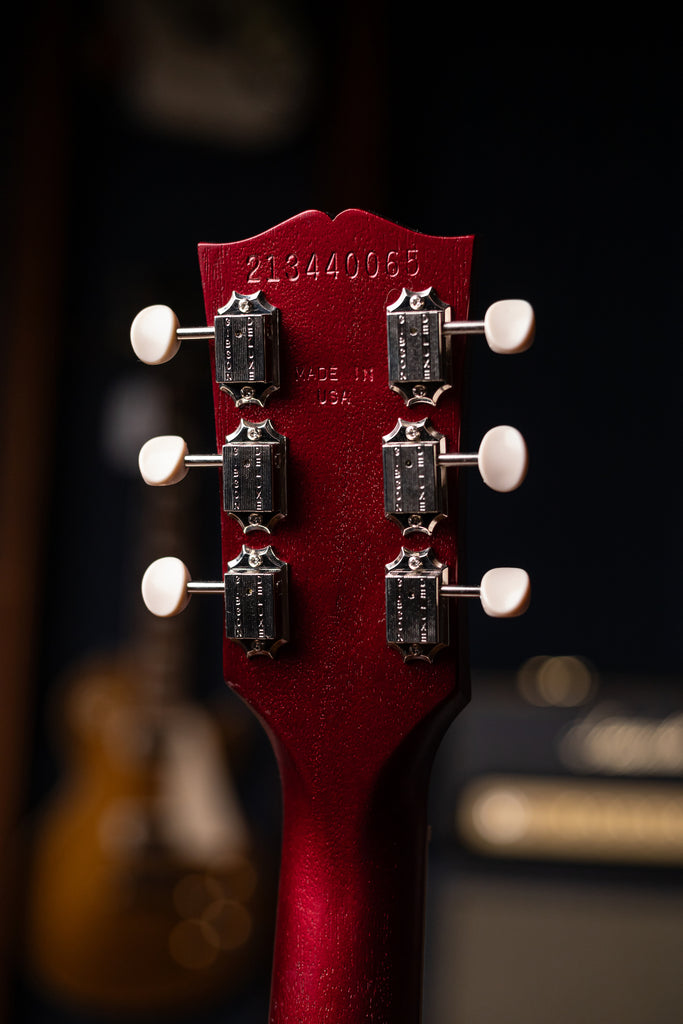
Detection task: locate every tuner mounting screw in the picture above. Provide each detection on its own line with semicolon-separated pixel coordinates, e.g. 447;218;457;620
248;551;263;568
247;426;262;440
412;385;426;398
238;298;251;313
249;513;262;525
405;424;420;441
408;515;422;527
409;295;424;310
408;555;422;570
241;386;255;399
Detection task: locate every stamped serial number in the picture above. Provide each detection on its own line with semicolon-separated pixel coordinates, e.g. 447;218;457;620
246;249;420;285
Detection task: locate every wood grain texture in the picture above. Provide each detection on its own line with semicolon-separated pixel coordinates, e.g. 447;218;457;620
199;209;473;1024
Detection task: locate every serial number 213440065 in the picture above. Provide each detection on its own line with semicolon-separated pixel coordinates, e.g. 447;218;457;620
246;250;421;285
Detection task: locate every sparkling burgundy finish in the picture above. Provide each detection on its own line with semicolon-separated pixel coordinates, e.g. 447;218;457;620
199;210;473;1024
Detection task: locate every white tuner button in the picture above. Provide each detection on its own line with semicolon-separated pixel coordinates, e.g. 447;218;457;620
479;567;531;618
483;299;535;354
139;435;189;486
141;556;191;617
478;425;528;492
130;304;181;365
388;550;530;659
138;438;222;488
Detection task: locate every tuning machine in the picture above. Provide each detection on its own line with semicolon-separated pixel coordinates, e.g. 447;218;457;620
385;548;530;662
139;419;287;533
130;291;280;407
387;288;534;406
141;547;289;658
382;419;527;535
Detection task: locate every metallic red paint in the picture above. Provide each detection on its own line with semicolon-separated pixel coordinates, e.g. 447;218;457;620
199;210;473;1024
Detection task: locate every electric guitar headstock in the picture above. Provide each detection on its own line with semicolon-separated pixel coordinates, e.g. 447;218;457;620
131;209;533;1024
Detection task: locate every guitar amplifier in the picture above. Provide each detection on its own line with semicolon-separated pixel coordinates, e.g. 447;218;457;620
425;661;683;1024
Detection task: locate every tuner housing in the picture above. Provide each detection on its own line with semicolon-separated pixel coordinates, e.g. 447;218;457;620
382;418;447;535
222;419;287;533
385;548;449;662
214;291;280;407
386;287;452;406
224;546;289;657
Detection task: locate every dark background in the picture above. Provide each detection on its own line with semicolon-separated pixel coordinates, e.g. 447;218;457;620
1;5;681;1023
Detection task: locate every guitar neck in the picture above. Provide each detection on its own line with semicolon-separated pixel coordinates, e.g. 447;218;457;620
196;211;471;1023
269;700;458;1024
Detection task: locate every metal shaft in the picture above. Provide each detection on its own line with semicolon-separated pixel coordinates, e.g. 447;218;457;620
441;585;481;599
177;325;215;342
187;581;225;595
442;319;485;336
184;454;222;468
438;453;479;468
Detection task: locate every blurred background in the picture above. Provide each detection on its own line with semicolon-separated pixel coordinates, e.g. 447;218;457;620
1;4;681;1023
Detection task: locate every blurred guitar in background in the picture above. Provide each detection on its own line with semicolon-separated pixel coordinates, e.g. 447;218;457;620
24;396;276;1018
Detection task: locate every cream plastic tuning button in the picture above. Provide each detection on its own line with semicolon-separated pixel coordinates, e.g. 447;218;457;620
130;305;188;365
383;421;528;535
138;435;223;486
476;425;528;492
141;549;289;658
440;296;536;356
138;435;193;486
141;556;194;618
442;298;535;353
386;549;530;661
138;421;287;533
438;566;530;618
387;290;535;407
439;424;528;492
130;292;280;407
480;299;535;354
471;567;531;618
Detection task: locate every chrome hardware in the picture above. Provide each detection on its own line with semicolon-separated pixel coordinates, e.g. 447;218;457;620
385;548;449;663
382;420;528;536
223;419;287;533
130;293;281;407
224;545;289;657
387;290;536;407
385;549;531;662
386;288;452;407
141;548;289;658
138;419;287;534
214;291;280;407
382;419;449;535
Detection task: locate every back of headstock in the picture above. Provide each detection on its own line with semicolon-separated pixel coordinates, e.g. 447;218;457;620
202;210;473;757
131;209;533;1024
